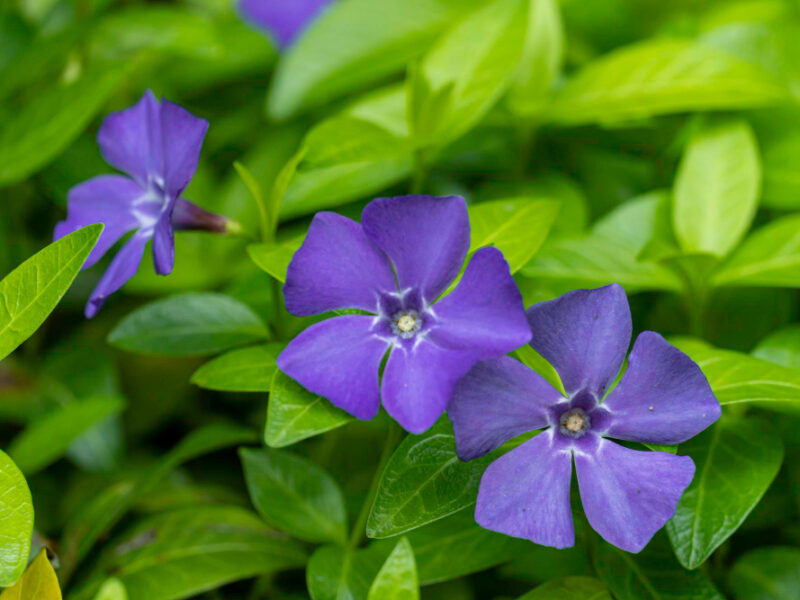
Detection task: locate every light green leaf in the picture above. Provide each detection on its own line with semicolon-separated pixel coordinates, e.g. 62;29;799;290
108;293;268;356
0;450;33;587
666;418;784;569
674;338;800;412
0;224;102;362
367;419;490;539
307;544;391;600
761;133;800;210
8;396;124;475
191;343;282;392
268;0;484;119
0;65;126;185
92;579;127;600
729;546;800;600
753;326;800;369
548;39;789;126
674;118;761;257
368;538;419;600
71;506;306;600
239;447;347;545
248;237;303;283
593;534;724;600
468;198;559;274
516;577;611;600
712;213;800;287
508;0;564;118
0;550;61;600
266;370;353;448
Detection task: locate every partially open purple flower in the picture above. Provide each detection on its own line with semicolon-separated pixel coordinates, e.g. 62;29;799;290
448;284;721;552
239;0;332;48
277;195;531;434
54;90;229;318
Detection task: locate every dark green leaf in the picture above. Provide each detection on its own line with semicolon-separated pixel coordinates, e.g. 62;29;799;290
307;544;391;600
516;577;611;600
729;546;800;600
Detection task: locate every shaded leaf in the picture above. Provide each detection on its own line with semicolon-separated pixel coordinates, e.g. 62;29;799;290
307;544;391;600
729;546;800;600
516;576;611;600
753;325;800;369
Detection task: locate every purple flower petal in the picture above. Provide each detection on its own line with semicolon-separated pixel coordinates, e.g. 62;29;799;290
239;0;331;47
159;99;209;199
526;284;632;398
475;430;574;549
362;195;470;304
151;209;175;276
429;247;530;356
602;332;721;445
449;357;561;461
54;175;147;269
97;90;163;187
86;231;150;318
277;315;389;420
381;341;475;434
575;439;695;553
284;212;396;316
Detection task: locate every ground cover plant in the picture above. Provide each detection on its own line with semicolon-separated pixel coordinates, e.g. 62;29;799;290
1;0;799;599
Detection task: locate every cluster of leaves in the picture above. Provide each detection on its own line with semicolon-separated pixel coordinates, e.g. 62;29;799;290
1;0;800;599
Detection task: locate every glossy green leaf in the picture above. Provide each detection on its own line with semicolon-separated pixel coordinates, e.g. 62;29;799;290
71;506;306;600
666;418;784;569
548;39;789;125
729;546;800;600
0;224;102;362
0;450;33;587
0;65;126;185
516;577;611;600
753;326;800;369
108;293;268;356
8;396;124;475
191;343;282;392
367;419;490;539
368;538;419;600
307;544;391;600
268;0;484;119
468;198;559;274
248;237;303;283
239;447;347;545
712;213;800;287
674;118;761;257
0;550;61;600
593;534;724;600
266;370;353;448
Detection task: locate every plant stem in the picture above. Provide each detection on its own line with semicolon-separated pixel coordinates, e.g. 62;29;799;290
411;149;427;194
347;421;403;549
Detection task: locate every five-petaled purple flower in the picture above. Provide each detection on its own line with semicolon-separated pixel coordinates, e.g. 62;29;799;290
55;90;229;318
239;0;332;48
277;195;531;434
448;284;721;552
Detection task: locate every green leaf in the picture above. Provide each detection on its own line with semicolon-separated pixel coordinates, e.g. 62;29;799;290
729;546;800;600
108;293;268;356
666;418;784;569
92;579;127;600
307;544;391;600
753;326;800;369
674;338;800;412
266;370;353;448
407;510;529;584
0;224;102;362
191;343;282;392
468;198;560;274
248;237;303;284
593;534;724;600
674;118;761;257
712;213;800;287
8;396;124;475
547;39;789;125
239;447;347;545
0;550;61;600
268;0;484;119
368;538;419;600
71;506;306;600
367;419;491;539
508;0;564;118
761;133;800;210
0;65;126;185
516;577;611;600
0;450;33;587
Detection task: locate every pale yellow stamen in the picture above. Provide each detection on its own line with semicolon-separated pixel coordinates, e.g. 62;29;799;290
564;413;585;433
396;314;417;333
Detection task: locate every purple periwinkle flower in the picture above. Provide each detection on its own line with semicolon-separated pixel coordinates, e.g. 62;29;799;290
448;284;721;552
239;0;332;48
277;195;531;434
54;90;230;318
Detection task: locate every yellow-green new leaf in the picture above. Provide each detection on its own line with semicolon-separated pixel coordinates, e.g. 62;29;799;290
0;550;61;600
0;451;33;587
368;538;419;600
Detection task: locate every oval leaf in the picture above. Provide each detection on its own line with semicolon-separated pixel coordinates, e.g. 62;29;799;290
0;451;33;587
191;343;282;392
0;550;61;600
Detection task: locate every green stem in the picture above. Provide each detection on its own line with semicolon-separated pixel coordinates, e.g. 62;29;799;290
411;149;427;195
234;161;271;243
347;421;403;549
